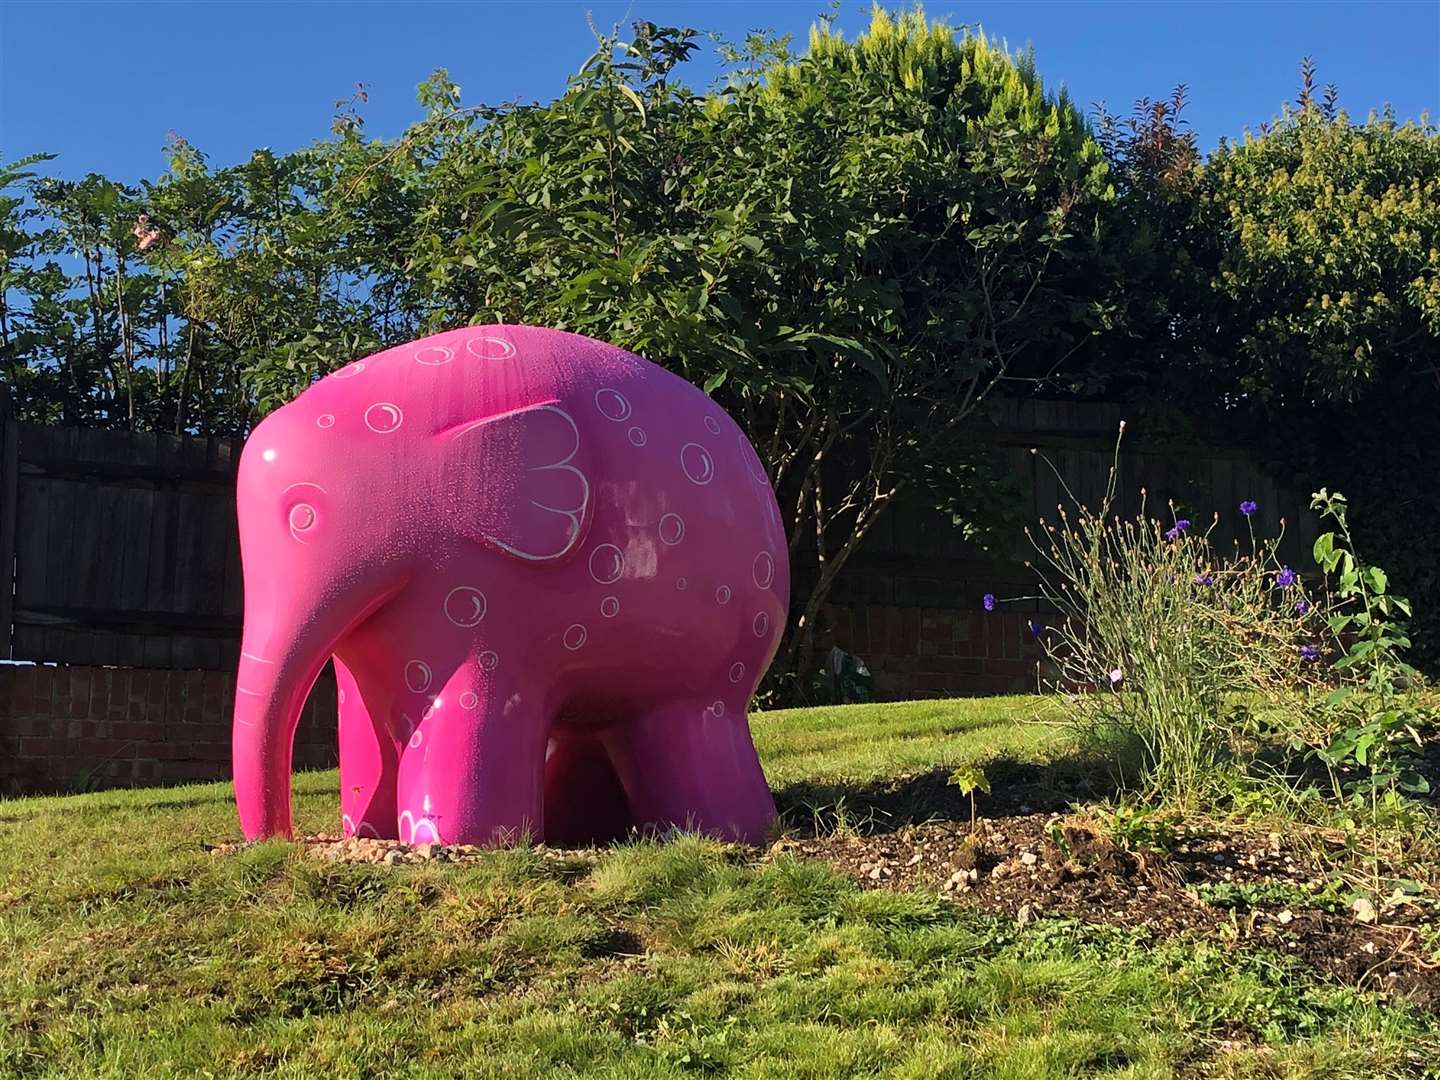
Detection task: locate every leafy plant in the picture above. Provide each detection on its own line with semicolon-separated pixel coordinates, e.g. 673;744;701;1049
1308;489;1432;810
947;763;991;832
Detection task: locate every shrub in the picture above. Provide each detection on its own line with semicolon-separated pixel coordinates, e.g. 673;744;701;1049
1011;428;1430;817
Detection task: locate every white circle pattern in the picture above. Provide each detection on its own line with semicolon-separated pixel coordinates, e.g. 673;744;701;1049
414;345;453;366
563;624;588;650
658;513;685;546
628;427;647;447
753;612;770;637
316;414;335;428
704;416;722;436
600;596;620;618
466;336;516;360
364;402;404;434
479;651;499;672
459;691;479;710
729;662;746;684
588;544;625;584
405;660;432;694
753;551;775;589
594;388;632;422
443;586;487;628
680;443;715;485
715;585;731;605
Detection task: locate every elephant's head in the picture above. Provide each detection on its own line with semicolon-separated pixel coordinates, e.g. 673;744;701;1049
231;368;594;840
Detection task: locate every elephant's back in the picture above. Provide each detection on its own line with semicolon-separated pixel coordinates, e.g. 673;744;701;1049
292;325;789;700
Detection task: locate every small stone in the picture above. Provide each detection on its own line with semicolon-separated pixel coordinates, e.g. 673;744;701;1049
1362;940;1378;954
1277;909;1294;925
868;865;884;881
416;844;437;860
1020;852;1038;867
1017;903;1034;925
1352;897;1377;924
907;853;923;867
384;850;404;865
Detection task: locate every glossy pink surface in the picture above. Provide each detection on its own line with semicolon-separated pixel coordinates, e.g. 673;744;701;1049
232;326;787;846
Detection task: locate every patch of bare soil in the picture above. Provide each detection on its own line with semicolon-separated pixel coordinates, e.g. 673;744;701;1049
777;812;1440;1008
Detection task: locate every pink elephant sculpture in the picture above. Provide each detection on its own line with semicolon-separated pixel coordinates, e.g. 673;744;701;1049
232;325;788;847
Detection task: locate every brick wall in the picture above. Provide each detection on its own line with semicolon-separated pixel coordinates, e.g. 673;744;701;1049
0;664;338;796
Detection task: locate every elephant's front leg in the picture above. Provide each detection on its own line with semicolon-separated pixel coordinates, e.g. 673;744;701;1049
395;661;548;846
604;701;777;843
334;656;401;840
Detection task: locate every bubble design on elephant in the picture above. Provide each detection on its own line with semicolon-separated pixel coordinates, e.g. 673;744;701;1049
681;443;715;485
364;402;404;434
315;413;335;428
414;344;454;366
628;426;647;447
588;544;625;584
594;388;632;422
331;360;365;379
715;585;732;605
752;551;775;590
600;595;621;618
465;336;516;360
704;415;722;436
739;433;769;484
659;513;685;546
479;650;499;672
729;662;746;683
753;611;770;637
443;586;487;627
404;660;433;694
563;624;588;650
459;691;479;710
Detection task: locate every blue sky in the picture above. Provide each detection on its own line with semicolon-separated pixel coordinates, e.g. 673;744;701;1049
2;1;1436;183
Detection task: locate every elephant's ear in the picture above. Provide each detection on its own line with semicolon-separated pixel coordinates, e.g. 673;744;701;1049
445;401;593;562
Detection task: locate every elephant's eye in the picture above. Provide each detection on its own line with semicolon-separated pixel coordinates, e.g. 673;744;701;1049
289;504;316;532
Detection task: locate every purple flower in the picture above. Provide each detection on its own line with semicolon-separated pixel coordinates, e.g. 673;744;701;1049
1294;598;1310;615
1276;567;1296;589
1240;500;1258;516
1299;644;1319;663
982;593;995;612
1165;519;1191;541
1193;573;1215;587
1027;620;1041;638
1108;668;1124;686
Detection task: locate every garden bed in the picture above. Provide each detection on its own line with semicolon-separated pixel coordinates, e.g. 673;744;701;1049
781;811;1439;1007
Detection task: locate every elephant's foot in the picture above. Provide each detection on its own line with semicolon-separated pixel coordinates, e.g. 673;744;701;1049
604;701;777;844
334;657;400;840
394;671;546;846
543;732;633;846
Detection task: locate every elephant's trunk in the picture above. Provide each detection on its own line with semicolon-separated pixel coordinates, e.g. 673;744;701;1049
232;598;343;840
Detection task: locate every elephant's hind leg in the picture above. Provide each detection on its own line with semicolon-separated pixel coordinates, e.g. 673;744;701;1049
395;662;548;846
544;732;633;846
603;700;776;844
334;656;401;840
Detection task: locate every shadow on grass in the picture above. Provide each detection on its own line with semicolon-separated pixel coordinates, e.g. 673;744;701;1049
774;753;1117;838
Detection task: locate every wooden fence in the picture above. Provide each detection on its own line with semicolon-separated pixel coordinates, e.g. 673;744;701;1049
0;388;1322;673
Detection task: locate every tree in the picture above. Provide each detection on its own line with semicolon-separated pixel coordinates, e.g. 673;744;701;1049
390;9;1117;683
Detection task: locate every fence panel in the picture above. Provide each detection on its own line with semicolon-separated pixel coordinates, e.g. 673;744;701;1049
0;399;1322;672
10;423;245;669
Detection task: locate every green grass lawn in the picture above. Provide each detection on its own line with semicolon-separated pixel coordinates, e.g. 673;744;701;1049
1;697;1434;1079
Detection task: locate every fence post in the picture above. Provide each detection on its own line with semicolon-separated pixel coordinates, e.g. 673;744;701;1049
0;384;16;659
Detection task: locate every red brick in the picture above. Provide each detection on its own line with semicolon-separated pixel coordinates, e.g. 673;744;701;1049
6;667;35;715
32;667;55;716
